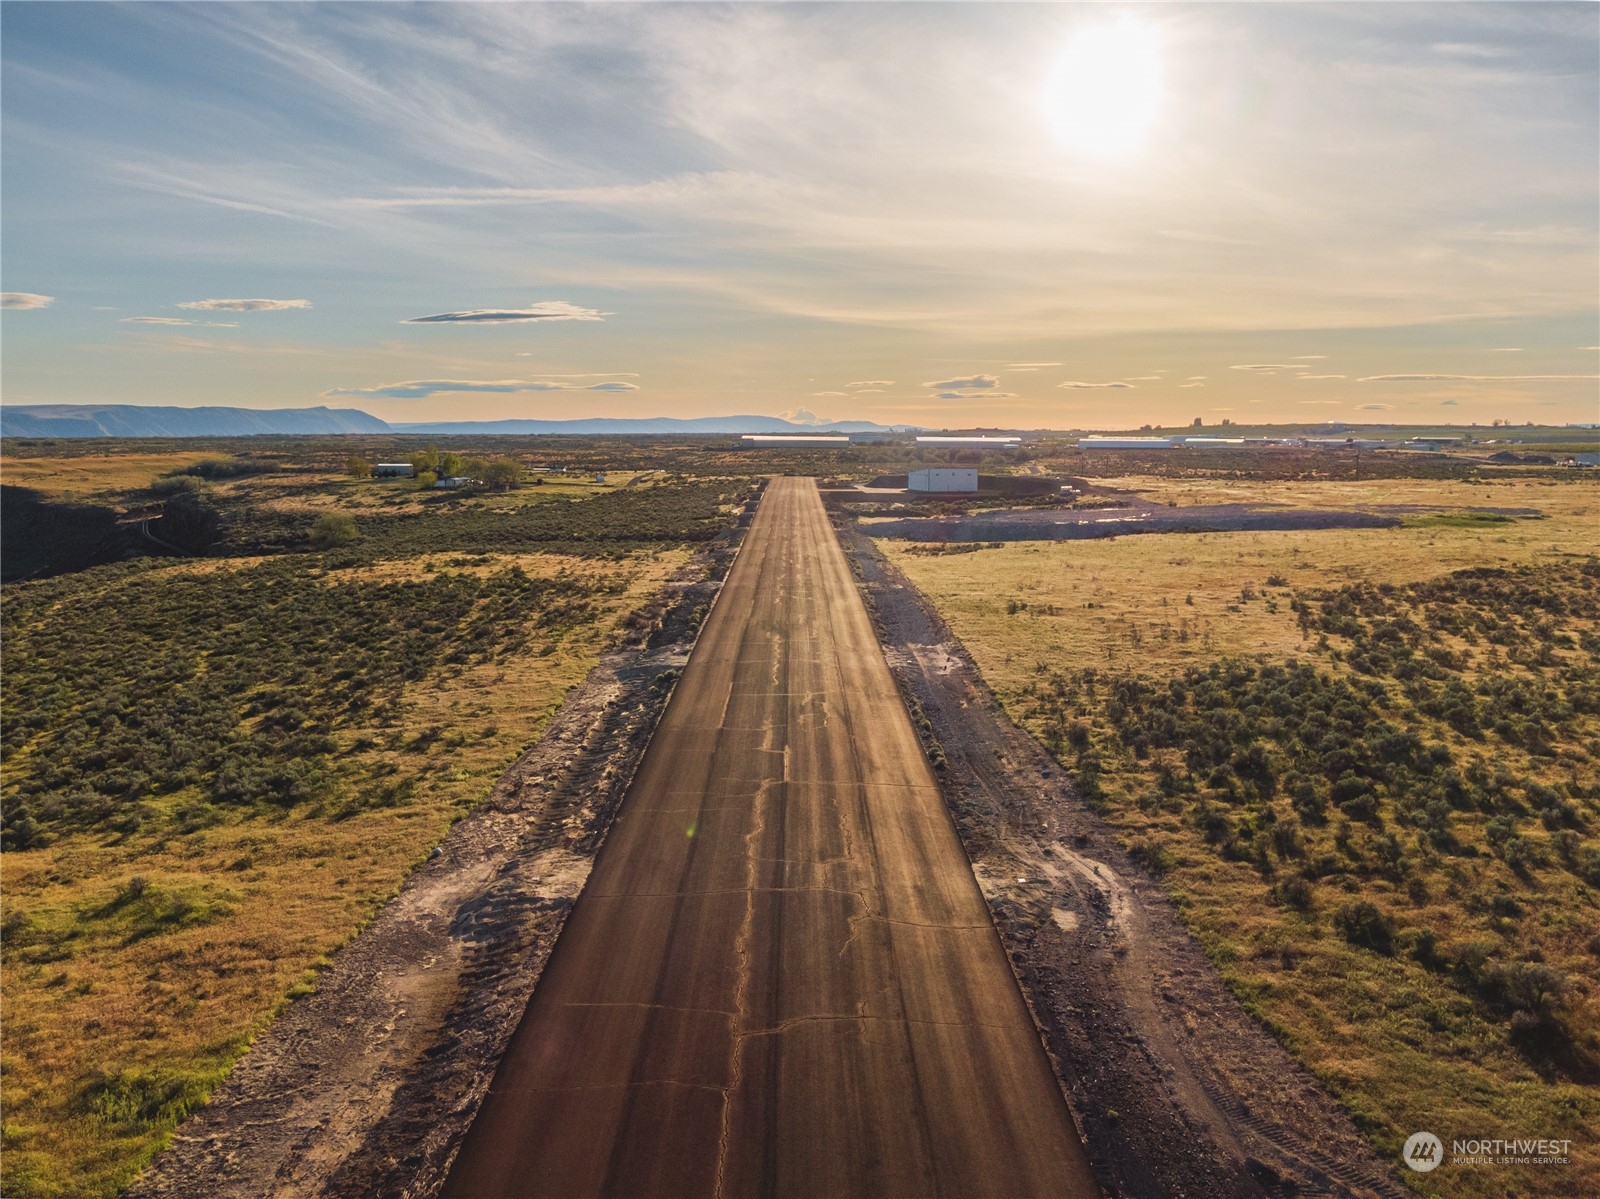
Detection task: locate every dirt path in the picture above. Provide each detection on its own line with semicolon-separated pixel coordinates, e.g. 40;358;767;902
442;477;1097;1199
837;510;1413;1199
126;522;751;1199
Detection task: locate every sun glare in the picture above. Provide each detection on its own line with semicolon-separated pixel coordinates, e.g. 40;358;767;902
1044;18;1164;159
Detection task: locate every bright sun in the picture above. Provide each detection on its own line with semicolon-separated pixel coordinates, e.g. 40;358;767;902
1044;18;1164;159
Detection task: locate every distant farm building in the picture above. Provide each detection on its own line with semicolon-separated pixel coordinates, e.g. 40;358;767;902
914;436;1021;449
908;467;979;493
373;463;416;477
740;435;852;447
435;475;473;489
1078;437;1176;450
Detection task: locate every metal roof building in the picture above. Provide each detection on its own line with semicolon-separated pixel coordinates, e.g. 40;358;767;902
908;467;979;492
1078;437;1177;450
740;435;852;447
914;435;1021;448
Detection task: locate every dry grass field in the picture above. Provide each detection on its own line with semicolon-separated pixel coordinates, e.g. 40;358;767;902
1;445;754;1198
2;549;686;1199
0;453;223;502
882;474;1600;1199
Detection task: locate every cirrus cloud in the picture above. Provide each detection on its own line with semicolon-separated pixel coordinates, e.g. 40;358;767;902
323;378;639;400
1;292;54;309
1057;380;1133;389
404;301;607;324
846;379;894;387
1357;374;1598;382
178;298;311;311
1230;363;1301;372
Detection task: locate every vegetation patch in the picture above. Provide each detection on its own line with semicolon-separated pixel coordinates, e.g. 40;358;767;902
888;501;1600;1198
0;460;722;1199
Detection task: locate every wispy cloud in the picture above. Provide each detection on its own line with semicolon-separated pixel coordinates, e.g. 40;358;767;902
1296;374;1347;380
812;391;848;397
1007;362;1062;368
1488;347;1524;352
1356;403;1394;411
1;292;54;310
404;301;606;324
323;378;639;399
1358;373;1598;382
923;375;998;390
1230;364;1301;372
121;316;194;325
1290;355;1326;361
178;298;311;312
846;379;894;387
1125;375;1164;381
1179;382;1205;389
1058;380;1133;389
937;390;1014;400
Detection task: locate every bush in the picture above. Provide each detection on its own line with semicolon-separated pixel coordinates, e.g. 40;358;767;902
1334;901;1395;954
148;474;208;499
308;512;359;549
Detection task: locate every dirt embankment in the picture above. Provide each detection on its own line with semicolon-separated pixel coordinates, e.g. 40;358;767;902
835;510;1413;1199
127;500;759;1199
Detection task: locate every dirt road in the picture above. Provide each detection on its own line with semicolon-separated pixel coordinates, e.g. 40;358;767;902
443;477;1098;1198
839;515;1412;1199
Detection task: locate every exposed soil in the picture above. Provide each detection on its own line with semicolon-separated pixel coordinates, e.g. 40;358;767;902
126;503;757;1199
859;484;1542;543
833;506;1415;1199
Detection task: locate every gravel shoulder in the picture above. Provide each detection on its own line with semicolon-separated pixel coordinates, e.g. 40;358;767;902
126;509;755;1199
836;508;1415;1199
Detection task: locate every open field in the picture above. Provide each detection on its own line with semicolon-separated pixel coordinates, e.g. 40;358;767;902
1;451;756;1199
882;473;1600;1198
0;454;226;502
1;550;688;1199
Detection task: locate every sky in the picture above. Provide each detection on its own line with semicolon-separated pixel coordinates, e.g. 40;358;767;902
2;1;1597;430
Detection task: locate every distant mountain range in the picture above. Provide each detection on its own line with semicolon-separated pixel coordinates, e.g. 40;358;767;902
0;404;897;439
391;415;894;435
0;404;389;438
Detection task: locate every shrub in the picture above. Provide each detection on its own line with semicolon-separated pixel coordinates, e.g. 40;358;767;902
1334;901;1395;953
308;512;359;549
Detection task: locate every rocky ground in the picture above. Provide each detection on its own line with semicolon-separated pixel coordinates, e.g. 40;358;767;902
835;507;1416;1199
126;502;756;1199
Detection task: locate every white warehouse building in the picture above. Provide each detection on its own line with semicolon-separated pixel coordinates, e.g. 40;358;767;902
908;467;978;493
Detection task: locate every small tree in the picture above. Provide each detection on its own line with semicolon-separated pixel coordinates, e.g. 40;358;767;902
346;455;372;479
415;470;438;489
482;459;522;490
410;447;440;475
438;451;462;479
309;512;359;549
